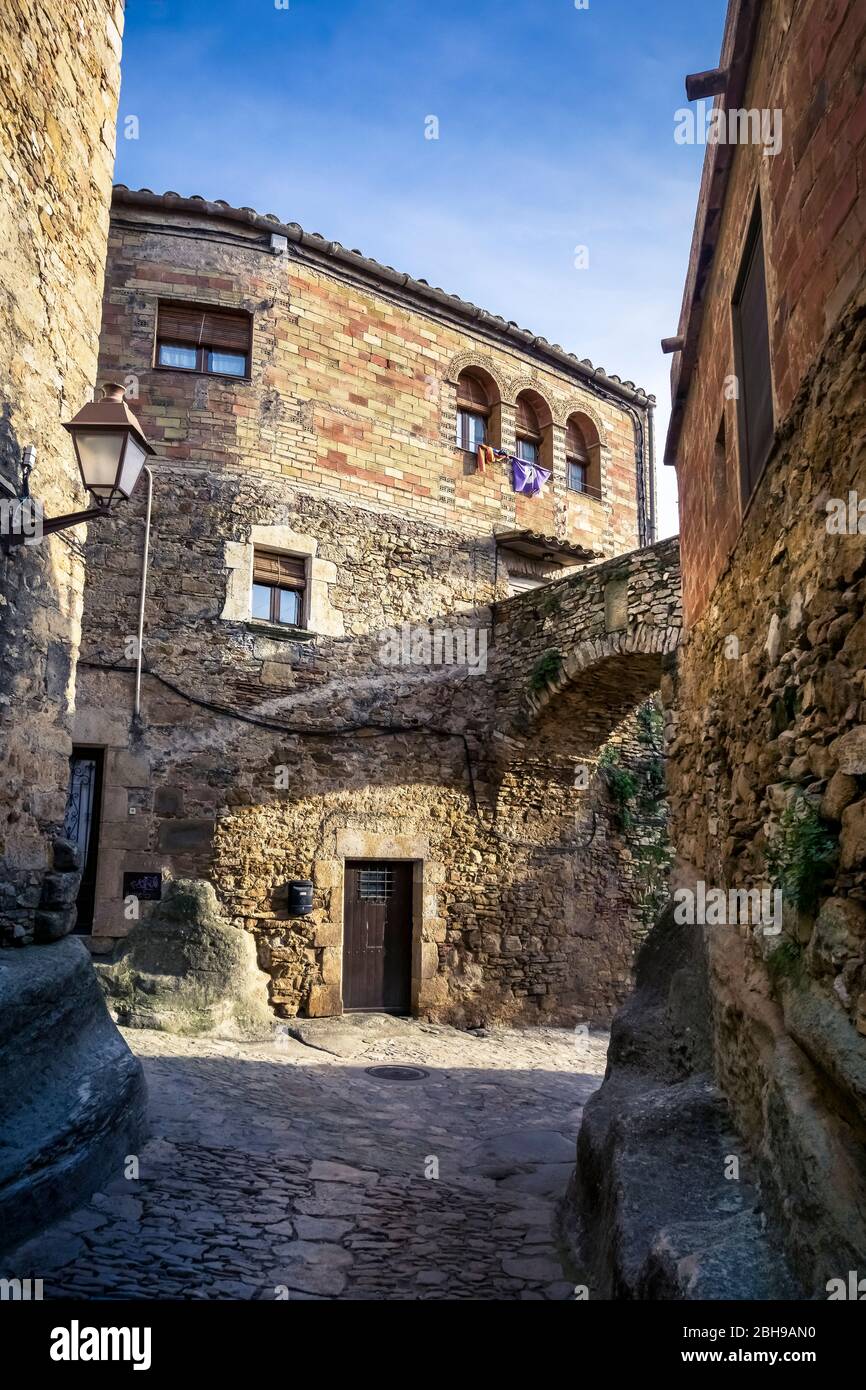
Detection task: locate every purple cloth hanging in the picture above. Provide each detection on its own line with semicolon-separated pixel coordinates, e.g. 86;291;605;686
512;458;551;497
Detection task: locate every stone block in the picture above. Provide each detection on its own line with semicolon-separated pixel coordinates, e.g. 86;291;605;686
321;946;342;986
307;985;342;1017
158;819;215;853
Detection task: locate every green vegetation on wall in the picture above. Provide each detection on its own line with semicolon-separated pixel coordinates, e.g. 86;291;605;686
765;793;838;915
598;697;672;933
529;648;562;693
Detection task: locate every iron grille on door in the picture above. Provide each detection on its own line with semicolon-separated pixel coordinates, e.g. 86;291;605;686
358;867;394;902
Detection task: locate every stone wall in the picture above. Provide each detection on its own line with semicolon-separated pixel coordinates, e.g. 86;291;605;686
0;0;125;942
77;504;680;1024
661;0;866;1291
667;288;866;1288
71;195;670;1025
0;0;146;1257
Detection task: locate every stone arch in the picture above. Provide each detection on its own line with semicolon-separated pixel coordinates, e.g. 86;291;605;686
444;350;508;400
512;623;681;745
513;383;554;428
505;370;548;409
554;395;608;448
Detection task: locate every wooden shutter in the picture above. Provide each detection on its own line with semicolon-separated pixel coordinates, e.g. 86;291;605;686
516;395;540;438
456;371;490;412
566;419;589;462
158;303;250;352
733;214;774;499
253;552;306;588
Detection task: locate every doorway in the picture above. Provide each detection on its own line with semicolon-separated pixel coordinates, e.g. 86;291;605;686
343;860;413;1013
64;747;105;934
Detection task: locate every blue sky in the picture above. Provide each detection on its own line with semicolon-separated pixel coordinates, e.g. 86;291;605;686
115;0;729;538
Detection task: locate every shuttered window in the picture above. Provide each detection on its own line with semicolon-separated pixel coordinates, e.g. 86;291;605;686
516;396;541;439
156;303;251;377
732;209;774;503
251;551;306;627
456;372;490;412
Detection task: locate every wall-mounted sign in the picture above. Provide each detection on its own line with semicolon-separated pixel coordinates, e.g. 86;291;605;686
123;871;163;902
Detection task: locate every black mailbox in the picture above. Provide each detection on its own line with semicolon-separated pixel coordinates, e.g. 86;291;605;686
287;879;314;916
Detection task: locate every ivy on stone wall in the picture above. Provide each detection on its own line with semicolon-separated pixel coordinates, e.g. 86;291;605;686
528;648;563;693
599;697;672;934
765;793;838;915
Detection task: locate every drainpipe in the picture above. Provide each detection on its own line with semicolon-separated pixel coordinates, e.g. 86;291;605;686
133;465;153;722
588;371;651;547
646;402;657;544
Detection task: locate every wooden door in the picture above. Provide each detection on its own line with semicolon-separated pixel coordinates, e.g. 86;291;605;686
343;861;412;1013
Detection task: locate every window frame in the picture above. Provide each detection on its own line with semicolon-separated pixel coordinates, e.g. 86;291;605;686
455;370;496;454
154;301;253;382
566;457;588;494
250;550;308;630
731;200;775;511
455;407;488;453
565;415;603;500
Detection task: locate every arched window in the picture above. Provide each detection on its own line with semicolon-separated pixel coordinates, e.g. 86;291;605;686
455;371;491;453
566;418;590;494
515;395;542;464
566;414;603;498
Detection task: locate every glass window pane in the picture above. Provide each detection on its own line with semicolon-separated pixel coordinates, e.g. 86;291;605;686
466;412;486;451
517;438;538;464
568;460;586;492
208;351;247;376
278;588;301;625
252;583;272;620
458;410;487;451
158;343;197;369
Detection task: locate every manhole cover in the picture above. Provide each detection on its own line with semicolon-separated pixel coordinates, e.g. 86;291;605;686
364;1065;429;1081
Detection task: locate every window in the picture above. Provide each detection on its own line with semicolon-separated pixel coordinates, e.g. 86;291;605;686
515;395;541;465
565;415;603;499
455;371;490;452
251;551;306;627
566;419;589;493
732;206;774;504
156;303;251;378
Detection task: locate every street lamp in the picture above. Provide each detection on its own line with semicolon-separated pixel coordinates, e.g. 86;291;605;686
0;383;155;550
63;382;155;508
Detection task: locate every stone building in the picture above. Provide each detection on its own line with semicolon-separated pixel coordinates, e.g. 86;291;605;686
0;0;144;1253
574;0;866;1298
75;186;676;1028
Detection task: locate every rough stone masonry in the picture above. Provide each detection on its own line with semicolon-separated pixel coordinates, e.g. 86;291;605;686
74;189;677;1028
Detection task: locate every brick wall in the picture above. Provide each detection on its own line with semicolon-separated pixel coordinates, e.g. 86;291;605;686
673;0;866;627
101;199;647;557
0;0;124;940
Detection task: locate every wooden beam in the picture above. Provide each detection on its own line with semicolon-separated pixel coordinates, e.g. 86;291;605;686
685;67;729;101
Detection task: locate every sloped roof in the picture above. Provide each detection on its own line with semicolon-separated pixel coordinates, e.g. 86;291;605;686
112;186;654;410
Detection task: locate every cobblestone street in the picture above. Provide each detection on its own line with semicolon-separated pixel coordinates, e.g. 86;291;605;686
8;1018;608;1301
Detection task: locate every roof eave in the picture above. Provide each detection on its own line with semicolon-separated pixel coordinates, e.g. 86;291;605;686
664;0;766;468
111;186;655;411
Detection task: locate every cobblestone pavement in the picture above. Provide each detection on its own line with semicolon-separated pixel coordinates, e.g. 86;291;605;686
8;1016;608;1300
